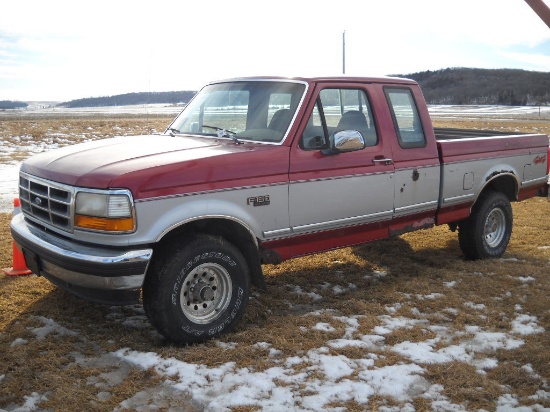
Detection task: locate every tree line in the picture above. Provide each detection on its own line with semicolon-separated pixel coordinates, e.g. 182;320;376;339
66;68;547;108
59;91;196;108
394;67;550;106
0;100;28;109
4;68;550;109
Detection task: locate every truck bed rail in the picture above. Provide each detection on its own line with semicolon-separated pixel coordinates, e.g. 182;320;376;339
434;127;524;140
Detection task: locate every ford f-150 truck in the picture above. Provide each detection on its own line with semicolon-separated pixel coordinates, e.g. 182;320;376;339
10;76;550;343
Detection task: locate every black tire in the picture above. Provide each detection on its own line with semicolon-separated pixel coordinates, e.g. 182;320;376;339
143;234;250;344
458;191;513;259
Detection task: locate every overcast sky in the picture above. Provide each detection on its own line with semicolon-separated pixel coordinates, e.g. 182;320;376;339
1;0;550;102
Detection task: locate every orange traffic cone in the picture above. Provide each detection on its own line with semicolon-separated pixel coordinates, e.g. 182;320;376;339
2;198;33;276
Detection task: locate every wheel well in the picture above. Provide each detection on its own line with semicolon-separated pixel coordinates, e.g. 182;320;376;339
482;174;518;202
155;218;266;290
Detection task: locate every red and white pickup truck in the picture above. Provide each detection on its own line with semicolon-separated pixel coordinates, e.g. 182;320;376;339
10;76;550;343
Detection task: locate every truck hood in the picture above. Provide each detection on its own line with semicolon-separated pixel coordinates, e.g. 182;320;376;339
21;134;289;199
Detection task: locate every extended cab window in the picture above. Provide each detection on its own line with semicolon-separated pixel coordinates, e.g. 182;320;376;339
385;88;426;148
300;88;378;150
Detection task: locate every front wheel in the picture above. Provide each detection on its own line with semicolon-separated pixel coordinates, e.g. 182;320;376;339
458;191;513;259
143;234;250;344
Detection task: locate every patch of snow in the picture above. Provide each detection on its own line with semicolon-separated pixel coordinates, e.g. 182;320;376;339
114;347;428;411
517;276;535;283
511;314;545;335
10;338;27;347
288;285;323;301
464;301;486;311
5;392;49;411
0;163;21;213
332;283;357;295
312;322;336;333
364;269;388;281
426;293;443;300
28;316;78;339
216;341;238;350
374;316;427;335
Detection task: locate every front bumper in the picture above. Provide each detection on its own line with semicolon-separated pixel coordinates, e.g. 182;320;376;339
10;213;153;305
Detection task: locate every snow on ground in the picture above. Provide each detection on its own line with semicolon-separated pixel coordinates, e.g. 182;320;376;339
0;104;182;213
0;164;20;213
0;103;182;117
3;288;547;411
428;104;550;119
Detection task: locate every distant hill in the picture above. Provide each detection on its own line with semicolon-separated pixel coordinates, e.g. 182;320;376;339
394;68;550;106
56;68;550;108
0;100;28;109
59;91;196;108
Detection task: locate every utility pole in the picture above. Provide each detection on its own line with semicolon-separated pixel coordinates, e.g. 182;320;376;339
342;31;346;75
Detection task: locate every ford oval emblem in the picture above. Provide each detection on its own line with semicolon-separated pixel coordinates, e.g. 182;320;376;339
34;197;42;206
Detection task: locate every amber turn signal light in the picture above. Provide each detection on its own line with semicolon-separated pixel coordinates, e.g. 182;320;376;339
75;215;135;232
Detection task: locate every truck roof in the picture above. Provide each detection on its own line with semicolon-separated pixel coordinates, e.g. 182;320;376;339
208;75;418;86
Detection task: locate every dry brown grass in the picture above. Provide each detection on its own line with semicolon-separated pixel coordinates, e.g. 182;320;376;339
0;114;172;162
1;114;550;410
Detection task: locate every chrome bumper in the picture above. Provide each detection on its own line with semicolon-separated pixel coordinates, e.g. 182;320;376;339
10;213;153;305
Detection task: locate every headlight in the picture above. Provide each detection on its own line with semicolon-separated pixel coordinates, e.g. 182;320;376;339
75;191;135;232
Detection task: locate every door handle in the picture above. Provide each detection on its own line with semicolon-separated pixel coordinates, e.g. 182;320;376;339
372;156;393;165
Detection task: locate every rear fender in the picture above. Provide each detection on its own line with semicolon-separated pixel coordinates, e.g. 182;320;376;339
475;171;519;206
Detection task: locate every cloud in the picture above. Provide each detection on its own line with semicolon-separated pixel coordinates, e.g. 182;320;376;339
498;50;550;71
1;0;549;100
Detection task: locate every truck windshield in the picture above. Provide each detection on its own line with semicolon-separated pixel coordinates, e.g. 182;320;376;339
167;80;306;143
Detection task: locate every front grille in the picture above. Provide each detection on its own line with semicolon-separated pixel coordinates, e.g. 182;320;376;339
19;173;74;232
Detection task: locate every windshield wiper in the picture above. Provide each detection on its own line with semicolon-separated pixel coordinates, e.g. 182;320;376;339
202;125;242;144
217;129;242;145
168;128;181;136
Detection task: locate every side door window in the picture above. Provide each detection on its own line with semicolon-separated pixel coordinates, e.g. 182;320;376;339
385;88;426;148
300;88;378;150
299;101;326;150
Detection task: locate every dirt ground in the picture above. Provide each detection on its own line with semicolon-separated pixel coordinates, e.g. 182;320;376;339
1;113;550;411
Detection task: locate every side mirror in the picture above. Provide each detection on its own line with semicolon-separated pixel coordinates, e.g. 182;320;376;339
190;122;199;133
321;130;366;155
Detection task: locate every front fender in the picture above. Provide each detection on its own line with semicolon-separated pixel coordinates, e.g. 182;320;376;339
132;184;289;245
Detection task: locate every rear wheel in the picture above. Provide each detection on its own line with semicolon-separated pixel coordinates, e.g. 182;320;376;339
458;191;513;259
143;234;250;344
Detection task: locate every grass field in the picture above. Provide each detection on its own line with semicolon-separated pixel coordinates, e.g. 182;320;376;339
1;112;550;411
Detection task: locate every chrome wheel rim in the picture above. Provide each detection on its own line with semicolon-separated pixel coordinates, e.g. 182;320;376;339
180;263;232;324
484;208;506;248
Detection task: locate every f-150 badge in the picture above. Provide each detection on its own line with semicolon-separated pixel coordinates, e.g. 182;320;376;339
247;195;270;207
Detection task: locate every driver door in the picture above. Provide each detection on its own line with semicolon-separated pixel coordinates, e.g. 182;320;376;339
288;85;395;256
